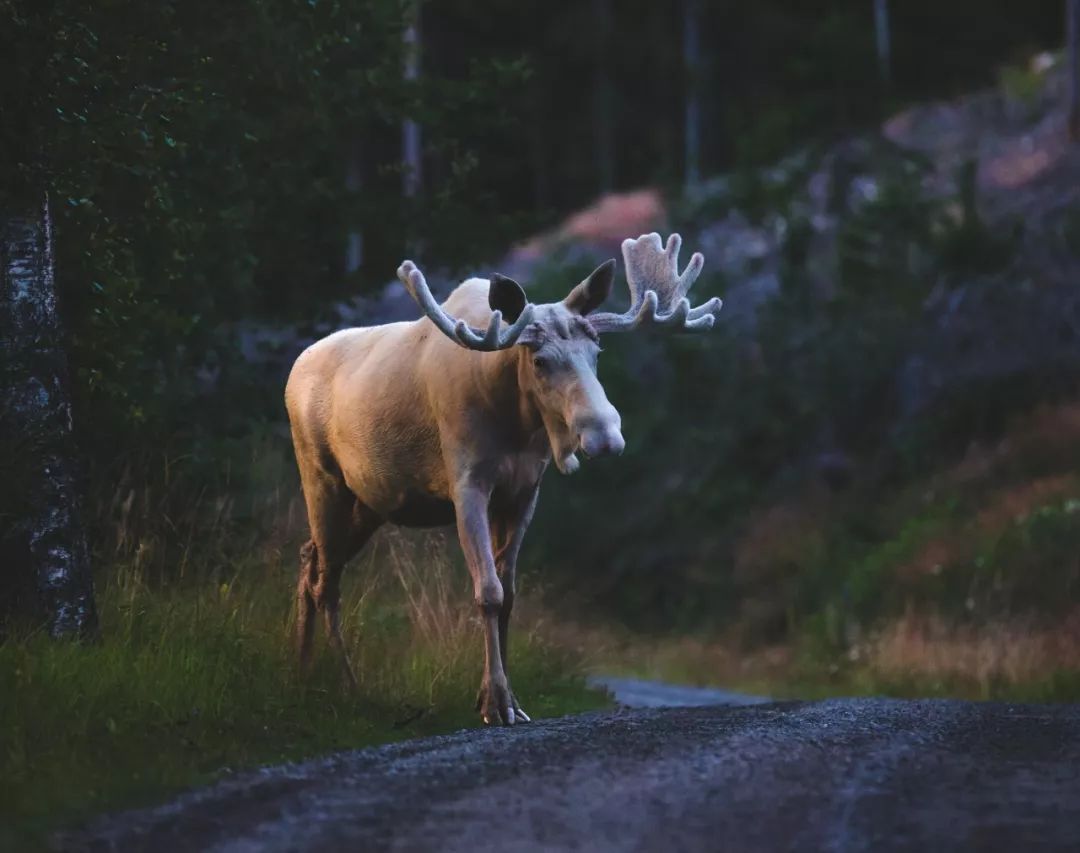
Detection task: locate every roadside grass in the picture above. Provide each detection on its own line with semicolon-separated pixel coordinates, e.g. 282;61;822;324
582;615;1080;705
0;529;607;847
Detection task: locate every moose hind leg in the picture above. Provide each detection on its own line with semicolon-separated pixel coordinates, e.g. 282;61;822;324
314;498;383;690
297;468;379;689
316;560;358;690
296;539;319;672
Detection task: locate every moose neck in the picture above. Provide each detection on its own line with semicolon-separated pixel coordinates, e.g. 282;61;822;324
476;346;547;450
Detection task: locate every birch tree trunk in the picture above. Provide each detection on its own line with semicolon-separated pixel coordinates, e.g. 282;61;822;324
0;194;98;639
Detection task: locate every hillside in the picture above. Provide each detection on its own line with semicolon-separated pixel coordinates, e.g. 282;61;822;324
509;54;1080;696
219;54;1080;699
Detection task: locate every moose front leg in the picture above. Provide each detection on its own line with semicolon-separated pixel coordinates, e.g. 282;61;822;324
454;481;517;725
489;485;540;723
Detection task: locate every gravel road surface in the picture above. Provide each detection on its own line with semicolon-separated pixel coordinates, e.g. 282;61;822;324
61;695;1080;852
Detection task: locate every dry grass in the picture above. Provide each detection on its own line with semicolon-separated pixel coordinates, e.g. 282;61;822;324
383;529;470;649
348;528;484;709
538;615;795;696
865;610;1080;696
547;611;1080;703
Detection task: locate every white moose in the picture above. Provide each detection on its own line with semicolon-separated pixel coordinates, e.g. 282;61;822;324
285;232;722;724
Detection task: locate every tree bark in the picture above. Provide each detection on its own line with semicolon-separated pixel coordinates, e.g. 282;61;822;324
0;193;98;639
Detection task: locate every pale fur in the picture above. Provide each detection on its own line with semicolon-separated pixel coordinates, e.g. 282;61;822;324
285;232;716;725
286;271;621;724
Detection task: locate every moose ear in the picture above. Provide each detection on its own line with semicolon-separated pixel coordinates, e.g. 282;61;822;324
564;259;615;315
488;273;528;322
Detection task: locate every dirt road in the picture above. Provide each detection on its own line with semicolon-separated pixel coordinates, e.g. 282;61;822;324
62;695;1080;852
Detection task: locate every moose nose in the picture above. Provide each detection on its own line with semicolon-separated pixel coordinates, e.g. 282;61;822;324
579;425;625;458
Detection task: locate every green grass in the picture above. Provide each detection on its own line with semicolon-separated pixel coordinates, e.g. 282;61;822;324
837;667;1080;704
0;545;608;848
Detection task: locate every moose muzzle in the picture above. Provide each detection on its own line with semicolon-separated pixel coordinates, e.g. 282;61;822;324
576;409;625;458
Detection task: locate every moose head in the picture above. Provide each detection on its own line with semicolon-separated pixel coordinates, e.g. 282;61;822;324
396;233;723;475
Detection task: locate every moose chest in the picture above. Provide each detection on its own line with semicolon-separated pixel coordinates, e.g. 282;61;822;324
380;448;546;529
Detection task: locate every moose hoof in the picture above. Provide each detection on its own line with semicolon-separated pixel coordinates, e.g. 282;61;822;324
476;681;530;726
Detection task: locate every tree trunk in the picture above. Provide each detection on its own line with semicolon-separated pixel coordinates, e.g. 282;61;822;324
345;145;364;274
0;193;98;640
529;78;551;214
874;0;891;88
592;0;615;195
683;0;702;190
402;2;422;199
1069;0;1080;141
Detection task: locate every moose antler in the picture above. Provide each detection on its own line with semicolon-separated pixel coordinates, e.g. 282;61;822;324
589;233;722;333
397;260;535;351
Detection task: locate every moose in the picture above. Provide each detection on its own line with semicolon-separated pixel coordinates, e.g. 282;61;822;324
285;232;722;725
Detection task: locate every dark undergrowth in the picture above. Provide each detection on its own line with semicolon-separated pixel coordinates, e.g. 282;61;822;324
572;399;1080;705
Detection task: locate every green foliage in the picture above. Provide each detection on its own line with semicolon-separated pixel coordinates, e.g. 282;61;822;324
971;499;1080;615
791;487;1080;664
784;659;1080;705
874;669;1080;703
